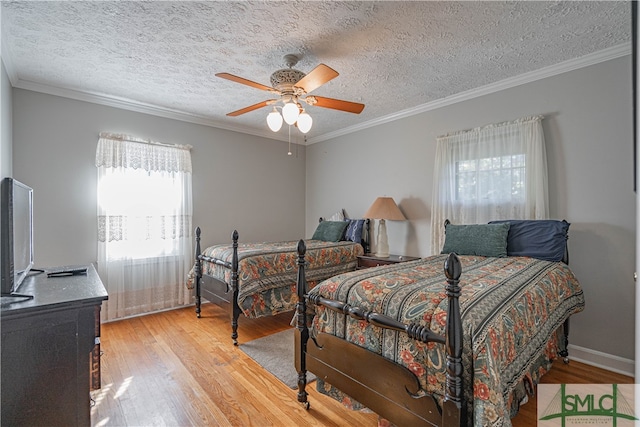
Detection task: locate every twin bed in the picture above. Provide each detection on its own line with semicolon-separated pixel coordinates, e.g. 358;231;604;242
186;215;369;344
294;219;585;426
188;218;585;426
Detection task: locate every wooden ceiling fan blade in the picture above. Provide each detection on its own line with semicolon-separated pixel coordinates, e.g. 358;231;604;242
294;64;339;94
227;100;272;117
216;73;275;92
312;96;365;114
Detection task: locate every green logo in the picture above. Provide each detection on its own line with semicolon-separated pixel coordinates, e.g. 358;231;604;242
539;384;637;426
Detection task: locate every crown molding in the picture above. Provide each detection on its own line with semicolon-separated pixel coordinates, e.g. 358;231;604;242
13;78;286;142
5;42;631;145
308;42;632;144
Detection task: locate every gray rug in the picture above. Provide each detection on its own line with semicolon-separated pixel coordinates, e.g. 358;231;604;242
240;328;316;389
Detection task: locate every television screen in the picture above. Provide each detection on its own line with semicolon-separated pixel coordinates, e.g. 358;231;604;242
1;177;34;295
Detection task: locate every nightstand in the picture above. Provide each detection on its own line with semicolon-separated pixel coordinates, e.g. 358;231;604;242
357;253;421;269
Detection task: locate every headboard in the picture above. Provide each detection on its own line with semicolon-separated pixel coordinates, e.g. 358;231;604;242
318;209;371;254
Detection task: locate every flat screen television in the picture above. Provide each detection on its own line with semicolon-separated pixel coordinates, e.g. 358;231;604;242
1;177;34;295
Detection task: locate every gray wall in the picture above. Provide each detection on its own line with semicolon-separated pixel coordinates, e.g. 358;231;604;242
306;56;635;363
0;5;7;179
11;89;306;268
1;57;11;279
1;60;11;178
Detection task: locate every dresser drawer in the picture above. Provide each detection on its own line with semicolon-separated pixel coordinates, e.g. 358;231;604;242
358;257;398;268
357;254;421;269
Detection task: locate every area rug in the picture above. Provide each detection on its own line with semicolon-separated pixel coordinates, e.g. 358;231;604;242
239;328;316;389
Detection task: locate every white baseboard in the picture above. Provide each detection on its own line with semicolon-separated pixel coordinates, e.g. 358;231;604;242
102;303;194;323
567;344;635;378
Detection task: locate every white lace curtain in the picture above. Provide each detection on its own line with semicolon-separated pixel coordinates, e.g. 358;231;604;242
96;132;193;321
430;116;549;253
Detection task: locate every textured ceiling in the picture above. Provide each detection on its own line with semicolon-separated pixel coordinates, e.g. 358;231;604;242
1;1;632;143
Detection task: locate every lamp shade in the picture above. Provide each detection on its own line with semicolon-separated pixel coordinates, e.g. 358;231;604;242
363;197;406;220
266;107;283;132
282;102;300;125
297;110;313;133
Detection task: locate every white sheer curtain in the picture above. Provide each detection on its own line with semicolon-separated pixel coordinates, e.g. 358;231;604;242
431;116;548;253
96;132;193;321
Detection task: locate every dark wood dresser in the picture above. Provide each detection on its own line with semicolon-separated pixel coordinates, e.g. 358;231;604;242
1;264;108;426
357;253;421;269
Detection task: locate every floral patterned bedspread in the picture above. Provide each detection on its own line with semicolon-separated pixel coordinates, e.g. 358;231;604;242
186;240;363;318
308;254;585;427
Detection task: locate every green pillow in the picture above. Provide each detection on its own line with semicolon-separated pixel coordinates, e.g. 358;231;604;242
441;223;510;257
312;221;349;242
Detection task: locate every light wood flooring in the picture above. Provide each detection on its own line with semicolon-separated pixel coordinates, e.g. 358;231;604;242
91;303;633;426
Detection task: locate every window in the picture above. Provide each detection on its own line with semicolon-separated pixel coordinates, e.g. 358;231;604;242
98;168;187;260
96;133;193;321
430;116;548;253
455;154;526;202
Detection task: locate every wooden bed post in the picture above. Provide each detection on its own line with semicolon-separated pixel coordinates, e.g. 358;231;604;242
559;319;570;363
194;226;202;318
192;228;244;344
363;218;371;254
230;230;240;345
442;252;464;426
295;239;310;409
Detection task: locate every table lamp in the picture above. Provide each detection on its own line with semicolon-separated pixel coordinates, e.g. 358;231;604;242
363;197;406;257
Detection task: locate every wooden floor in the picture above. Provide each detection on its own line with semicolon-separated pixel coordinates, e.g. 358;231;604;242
91;303;633;426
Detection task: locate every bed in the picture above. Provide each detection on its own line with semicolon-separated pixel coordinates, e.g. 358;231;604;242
186;215;370;344
294;219;585;426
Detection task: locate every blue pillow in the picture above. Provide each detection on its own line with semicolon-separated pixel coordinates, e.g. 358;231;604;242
344;219;365;243
441;223;510;257
488;220;569;262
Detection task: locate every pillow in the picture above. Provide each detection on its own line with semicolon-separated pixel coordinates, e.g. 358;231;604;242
441;222;510;257
326;210;345;222
343;219;366;243
312;220;349;242
488;219;570;262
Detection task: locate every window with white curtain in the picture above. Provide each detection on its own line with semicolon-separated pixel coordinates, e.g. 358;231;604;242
96;132;193;321
430;116;548;253
455;153;526;202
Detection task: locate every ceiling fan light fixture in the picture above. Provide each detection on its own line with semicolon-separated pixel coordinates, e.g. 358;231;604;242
297;110;313;133
282;102;300;125
216;55;364;136
266;107;283;132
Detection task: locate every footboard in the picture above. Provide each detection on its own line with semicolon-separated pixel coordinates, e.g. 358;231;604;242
294;240;464;427
194;227;242;344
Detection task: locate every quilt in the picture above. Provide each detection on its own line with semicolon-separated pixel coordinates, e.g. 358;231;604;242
308;254;585;426
186;239;364;318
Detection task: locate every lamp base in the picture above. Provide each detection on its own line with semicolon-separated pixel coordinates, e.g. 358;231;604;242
375;219;390;258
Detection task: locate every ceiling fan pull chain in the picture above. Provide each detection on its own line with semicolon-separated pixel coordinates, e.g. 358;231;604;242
288;125;292;156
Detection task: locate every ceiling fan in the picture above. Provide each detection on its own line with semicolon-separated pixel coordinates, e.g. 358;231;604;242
216;54;365;133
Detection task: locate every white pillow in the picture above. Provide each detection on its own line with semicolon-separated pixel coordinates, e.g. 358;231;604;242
327;210;345;222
